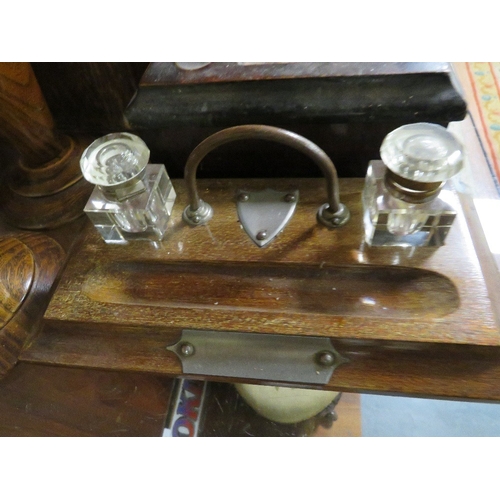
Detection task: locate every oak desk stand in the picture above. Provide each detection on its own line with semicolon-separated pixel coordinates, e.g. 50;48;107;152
20;177;500;402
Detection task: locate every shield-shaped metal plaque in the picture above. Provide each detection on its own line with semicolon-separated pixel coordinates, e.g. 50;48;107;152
236;188;299;247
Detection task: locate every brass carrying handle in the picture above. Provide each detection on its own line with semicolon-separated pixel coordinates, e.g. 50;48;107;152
182;124;350;228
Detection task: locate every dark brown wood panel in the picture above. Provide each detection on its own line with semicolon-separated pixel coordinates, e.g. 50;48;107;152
0;362;173;436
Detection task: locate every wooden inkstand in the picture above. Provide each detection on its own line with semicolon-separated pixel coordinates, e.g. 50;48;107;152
21;122;500;402
3;62;500;436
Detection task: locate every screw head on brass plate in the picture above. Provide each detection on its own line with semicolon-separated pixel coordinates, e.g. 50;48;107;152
317;351;335;367
167;329;349;385
180;342;195;357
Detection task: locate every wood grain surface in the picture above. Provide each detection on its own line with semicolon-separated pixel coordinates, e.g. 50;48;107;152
0;233;65;377
0;62;61;165
20;177;500;401
0;63;93;229
0;224;174;437
0;362;173;436
0;237;34;328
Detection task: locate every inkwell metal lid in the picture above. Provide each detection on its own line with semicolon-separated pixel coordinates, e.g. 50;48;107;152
381;123;464;203
80;132;150;201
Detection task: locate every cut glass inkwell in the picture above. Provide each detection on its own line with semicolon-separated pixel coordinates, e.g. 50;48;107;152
80;132;176;243
363;123;464;247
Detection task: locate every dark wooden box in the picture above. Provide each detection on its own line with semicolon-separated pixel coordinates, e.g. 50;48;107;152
125;62;467;178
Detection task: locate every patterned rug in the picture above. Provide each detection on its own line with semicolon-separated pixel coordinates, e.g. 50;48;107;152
454;62;500;186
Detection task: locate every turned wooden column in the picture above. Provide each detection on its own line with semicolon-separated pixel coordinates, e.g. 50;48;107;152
0;63;92;229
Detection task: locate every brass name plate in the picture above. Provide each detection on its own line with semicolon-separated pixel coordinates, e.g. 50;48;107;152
167;329;348;385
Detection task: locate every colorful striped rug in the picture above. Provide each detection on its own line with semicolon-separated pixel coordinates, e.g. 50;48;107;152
454;62;500;185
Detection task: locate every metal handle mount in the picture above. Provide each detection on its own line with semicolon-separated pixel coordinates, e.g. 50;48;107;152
182;125;350;228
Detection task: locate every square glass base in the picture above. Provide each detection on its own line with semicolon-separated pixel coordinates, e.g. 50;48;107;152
363;161;458;247
84;164;176;243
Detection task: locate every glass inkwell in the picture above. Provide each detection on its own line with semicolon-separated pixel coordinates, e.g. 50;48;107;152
80;132;176;243
363;123;464;247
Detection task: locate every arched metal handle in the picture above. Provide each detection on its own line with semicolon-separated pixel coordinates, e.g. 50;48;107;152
182;125;350;228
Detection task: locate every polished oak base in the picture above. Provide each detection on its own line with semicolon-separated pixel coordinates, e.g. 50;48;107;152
20;178;500;401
